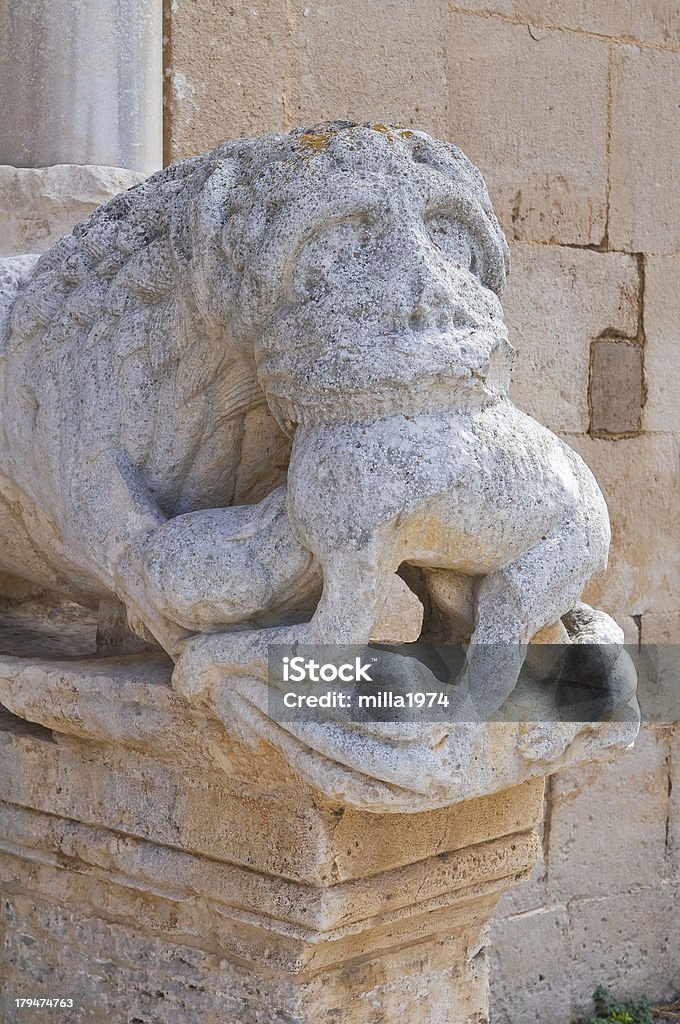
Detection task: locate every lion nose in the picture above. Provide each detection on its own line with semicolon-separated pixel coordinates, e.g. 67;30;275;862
406;269;474;331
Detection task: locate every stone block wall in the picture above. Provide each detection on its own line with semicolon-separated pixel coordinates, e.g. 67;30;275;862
162;2;680;1019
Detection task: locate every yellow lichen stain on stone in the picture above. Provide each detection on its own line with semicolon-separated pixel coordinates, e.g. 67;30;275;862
297;130;332;157
371;124;414;143
296;124;413;161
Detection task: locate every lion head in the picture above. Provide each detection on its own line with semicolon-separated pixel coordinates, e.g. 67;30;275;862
189;121;514;432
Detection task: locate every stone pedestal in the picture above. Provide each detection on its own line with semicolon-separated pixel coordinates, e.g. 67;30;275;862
0;647;636;1023
0;655;541;1024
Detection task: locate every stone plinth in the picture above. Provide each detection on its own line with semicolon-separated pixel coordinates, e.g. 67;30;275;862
0;645;638;1023
0;651;540;1023
0;165;145;258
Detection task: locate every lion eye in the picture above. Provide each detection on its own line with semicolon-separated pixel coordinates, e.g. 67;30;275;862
302;266;329;299
290;218;373;302
426;216;475;271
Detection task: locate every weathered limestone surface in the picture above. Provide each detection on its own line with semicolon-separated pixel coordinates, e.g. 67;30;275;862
565;434;680;618
0;652;550;1023
448;15;609;246
0;892;497;1024
160;4;680;1018
670;726;680;876
286;2;449;137
163;1;449;162
0;121;639;1020
505;245;639;433
163;0;288;163
491;725;680;1023
641;611;680;645
491;905;572;1024
496;876;680;1024
455;0;514;14
0;641;636;1022
642;255;680;431
546;729;669;899
567;883;680;1017
0;165;145;258
589;340;644;437
610;45;680;254
515;0;680;45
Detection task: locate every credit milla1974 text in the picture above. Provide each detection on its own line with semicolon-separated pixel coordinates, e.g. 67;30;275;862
282;691;451;709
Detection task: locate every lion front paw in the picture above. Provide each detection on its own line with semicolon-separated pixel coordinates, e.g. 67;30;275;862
172;623;308;704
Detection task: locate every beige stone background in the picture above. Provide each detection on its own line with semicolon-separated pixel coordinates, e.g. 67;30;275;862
162;2;680;1021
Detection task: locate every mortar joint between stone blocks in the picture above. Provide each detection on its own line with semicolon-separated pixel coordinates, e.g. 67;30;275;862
665;730;674;876
447;5;680;56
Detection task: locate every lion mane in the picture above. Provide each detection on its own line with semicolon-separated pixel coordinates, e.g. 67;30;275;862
2;122;508;528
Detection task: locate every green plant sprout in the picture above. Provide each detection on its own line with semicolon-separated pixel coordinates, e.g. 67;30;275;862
589;986;653;1024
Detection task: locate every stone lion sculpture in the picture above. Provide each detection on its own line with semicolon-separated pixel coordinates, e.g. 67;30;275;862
0;121;621;718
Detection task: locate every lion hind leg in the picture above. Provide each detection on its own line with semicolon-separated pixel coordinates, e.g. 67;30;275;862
137;485;322;637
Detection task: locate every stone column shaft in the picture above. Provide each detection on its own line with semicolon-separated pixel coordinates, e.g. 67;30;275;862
0;0;162;173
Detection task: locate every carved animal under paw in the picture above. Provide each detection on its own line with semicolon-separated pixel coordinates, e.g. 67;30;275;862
0;121;613;712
